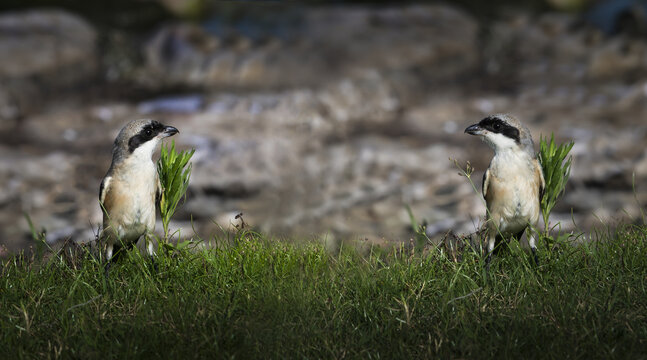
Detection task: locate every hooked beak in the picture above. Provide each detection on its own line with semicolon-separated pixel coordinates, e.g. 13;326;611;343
162;125;179;138
464;124;483;136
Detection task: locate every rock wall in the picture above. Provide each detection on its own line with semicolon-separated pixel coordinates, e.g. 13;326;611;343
1;5;646;252
0;10;97;126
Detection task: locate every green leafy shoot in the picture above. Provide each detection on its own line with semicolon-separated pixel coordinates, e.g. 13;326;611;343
537;134;574;235
157;140;195;242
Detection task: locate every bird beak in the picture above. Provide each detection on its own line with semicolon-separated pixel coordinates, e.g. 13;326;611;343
464;124;483;136
162;125;179;138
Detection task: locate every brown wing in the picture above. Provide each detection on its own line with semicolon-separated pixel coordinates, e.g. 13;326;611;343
482;167;497;226
99;176;110;204
155;173;162;206
98;176;115;240
482;168;491;200
99;176;113;218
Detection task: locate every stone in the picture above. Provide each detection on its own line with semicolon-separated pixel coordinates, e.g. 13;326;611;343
138;95;204;114
0;10;97;78
588;39;647;80
141;5;478;89
0;10;97;120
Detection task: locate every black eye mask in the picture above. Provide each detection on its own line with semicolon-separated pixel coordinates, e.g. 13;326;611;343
478;116;520;143
128;121;165;153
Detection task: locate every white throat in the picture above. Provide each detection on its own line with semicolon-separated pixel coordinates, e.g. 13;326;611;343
481;132;519;155
130;139;160;165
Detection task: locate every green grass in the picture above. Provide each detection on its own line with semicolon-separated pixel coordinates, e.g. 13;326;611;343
2;226;647;359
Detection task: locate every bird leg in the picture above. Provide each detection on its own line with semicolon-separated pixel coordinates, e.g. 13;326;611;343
485;233;496;275
145;234;158;272
103;261;111;278
103;243;114;278
528;234;539;266
146;233;155;257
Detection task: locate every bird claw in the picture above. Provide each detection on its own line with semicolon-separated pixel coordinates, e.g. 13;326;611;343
484;252;493;279
104;261;111;278
149;255;158;273
531;247;539;266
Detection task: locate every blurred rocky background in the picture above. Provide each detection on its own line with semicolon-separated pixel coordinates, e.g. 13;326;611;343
1;0;647;252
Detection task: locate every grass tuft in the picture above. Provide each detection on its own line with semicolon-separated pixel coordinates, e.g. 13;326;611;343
157;140;195;242
538;134;574;234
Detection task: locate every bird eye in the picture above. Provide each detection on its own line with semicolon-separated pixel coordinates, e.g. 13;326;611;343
493;123;501;130
145;129;152;136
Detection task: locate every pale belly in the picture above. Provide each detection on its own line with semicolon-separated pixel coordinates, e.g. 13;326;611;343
497;210;534;235
487;176;540;236
104;201;155;245
104;169;157;245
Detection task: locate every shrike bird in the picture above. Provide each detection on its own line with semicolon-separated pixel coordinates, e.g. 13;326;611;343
99;119;178;267
464;114;545;267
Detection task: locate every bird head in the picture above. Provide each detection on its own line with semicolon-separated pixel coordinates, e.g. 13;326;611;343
112;119;179;162
464;114;535;156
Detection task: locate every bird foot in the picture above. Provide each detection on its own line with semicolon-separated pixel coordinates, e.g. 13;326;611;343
484;252;493;280
104;261;111;278
149;255;158;273
531;247;539;266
